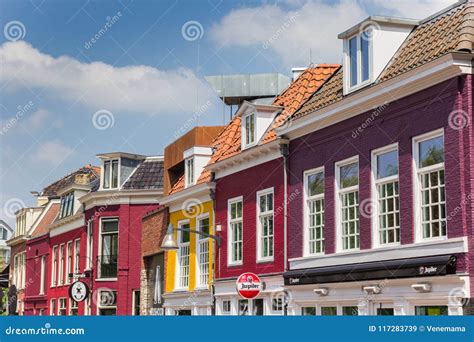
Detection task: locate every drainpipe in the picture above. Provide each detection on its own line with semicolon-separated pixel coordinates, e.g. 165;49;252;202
209;186;217;315
279;138;290;272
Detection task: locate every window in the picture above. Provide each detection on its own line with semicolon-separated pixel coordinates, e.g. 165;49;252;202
228;198;243;265
153;265;162;305
197;216;210;287
74;239;80;273
58;298;67;316
132;290;140;315
302;307;316;315
59;192;75;219
16;213;26;236
347;31;371;89
272;298;283;312
253;299;264;316
257;189;274;261
51;246;57;287
58;244;65;285
86;220;93;269
415;306;448;316
177;221;190;289
13;252;26;289
304;169;325;255
98;290;117;315
373;145;400;246
414;131;446;240
50;299;57;316
321;307;337;316
238;299;249;316
99;219;118;279
342;306;358;316
185;158;194;187
69;300;78;316
244;113;255;147
0;227;8;240
222;300;231;315
66;241;72;284
337;158;359;251
39;255;46;295
103;159;119;189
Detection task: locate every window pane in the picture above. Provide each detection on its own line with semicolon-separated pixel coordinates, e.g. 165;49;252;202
376;150;398;179
111;160;119;188
342;306;358;316
321;307;337;316
340;162;358;188
415;306;448;316
180;223;190;243
103;161;110;188
238;299;249;316
419;135;444;168
349;37;358;86
361;34;369;82
307;171;324;196
102;220;118;233
199;217;209;236
302;307;316;315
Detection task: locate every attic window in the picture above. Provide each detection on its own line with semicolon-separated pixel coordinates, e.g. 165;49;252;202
185;157;195;188
103;159;119;189
243;113;256;148
59;191;75;219
347;31;370;90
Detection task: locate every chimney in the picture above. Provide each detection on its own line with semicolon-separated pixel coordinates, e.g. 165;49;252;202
291;67;306;81
75;173;91;185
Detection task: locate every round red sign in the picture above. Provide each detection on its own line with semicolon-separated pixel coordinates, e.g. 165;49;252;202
236;272;263;299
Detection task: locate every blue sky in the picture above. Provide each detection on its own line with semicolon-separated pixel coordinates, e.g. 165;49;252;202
0;0;457;226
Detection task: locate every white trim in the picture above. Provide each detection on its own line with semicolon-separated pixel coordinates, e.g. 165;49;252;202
289;236;467;270
160;182;214;207
100;158;121;191
175;219;191;291
80;190;163;210
371;143;400;248
196;213;210;288
96;217;119;281
51;245;58;288
344;31;373;94
39;255;46;295
227;196;243;266
242;112;257;150
58;244;65;286
303;167;325;257
412;128;446;243
335;156;359;253
256;187;275;263
279;53;473;140
48;214;83;237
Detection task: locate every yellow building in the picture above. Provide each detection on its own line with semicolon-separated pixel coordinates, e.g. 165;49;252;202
161;145;217;315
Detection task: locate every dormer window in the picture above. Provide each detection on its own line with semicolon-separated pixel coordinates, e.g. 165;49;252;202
103;159;119;189
347;31;370;89
59;191;75;219
185;157;195;188
243;113;256;148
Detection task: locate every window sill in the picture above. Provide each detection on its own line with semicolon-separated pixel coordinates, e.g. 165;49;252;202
256;258;274;264
227;262;243;267
95;278;118;282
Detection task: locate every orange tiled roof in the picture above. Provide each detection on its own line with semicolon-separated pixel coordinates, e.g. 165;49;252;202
208;64;339;164
31;203;59;238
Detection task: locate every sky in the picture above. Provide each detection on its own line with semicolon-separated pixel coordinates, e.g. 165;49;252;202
0;0;458;227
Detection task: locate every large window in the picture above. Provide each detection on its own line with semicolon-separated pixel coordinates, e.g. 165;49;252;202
58;244;65;285
177;221;190;289
244;113;255;148
51;246;58;287
373;145;400;246
304;168;325;255
40;255;46;295
69;300;78;316
185;158;194;187
197;216;210;287
414;130;446;240
347;31;370;89
74;239;81;273
66;241;72;284
50;299;57;316
59;192;75;219
337;158;359;251
98;290;117;315
16;213;26;236
86;221;93;269
257;189;274;261
99;219;118;279
132;290;140;316
58;298;67;316
103;159;119;189
228;198;243;265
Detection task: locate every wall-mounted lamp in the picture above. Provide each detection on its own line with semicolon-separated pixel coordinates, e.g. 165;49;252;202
313;287;329;296
411;283;432;293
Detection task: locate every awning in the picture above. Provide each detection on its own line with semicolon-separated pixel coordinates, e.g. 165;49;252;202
283;254;457;286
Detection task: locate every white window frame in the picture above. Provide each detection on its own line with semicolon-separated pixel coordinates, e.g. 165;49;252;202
58;244;65;285
97;217;119;280
175;219;191;290
86;220;93;270
51;246;58;287
101;159;120;190
97;290;117;315
413;128;447;243
132;290;140;315
303;167;325;256
66;241;72;284
335;156;360;252
58;297;67;316
69;299;78;316
39;255;46;295
196;214;210;288
371;143;400;248
344;30;373;93
74;239;81;274
243;113;256;149
227;196;243;266
256;188;274;262
185;157;195;188
50;298;57;316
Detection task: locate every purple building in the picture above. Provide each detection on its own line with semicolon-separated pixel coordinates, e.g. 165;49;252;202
280;2;473;315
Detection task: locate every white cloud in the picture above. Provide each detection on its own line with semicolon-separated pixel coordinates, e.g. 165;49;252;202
31;140;75;165
0;41;216;116
209;0;458;68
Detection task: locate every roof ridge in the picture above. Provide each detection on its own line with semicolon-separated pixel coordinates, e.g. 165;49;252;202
41;164;99;195
456;0;474;52
420;0;468;25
